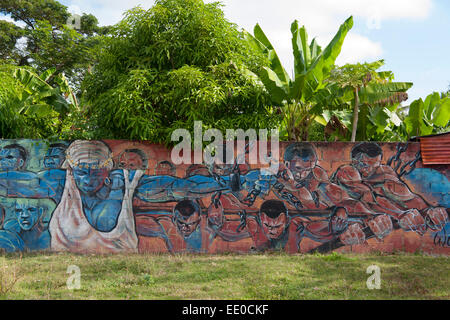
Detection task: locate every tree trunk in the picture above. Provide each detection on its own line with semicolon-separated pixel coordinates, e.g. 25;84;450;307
351;86;360;142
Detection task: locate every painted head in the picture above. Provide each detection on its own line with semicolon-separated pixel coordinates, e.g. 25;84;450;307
0;144;27;171
154;160;176;176
208;144;235;176
64;140;114;195
207;199;225;231
351;142;383;177
118;149;148;170
44;142;69;169
259;200;289;240
284;143;317;182
15;199;44;231
173;200;202;237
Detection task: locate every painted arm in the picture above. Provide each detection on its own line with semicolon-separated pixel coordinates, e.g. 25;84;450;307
333;166;375;203
0;230;24;252
135;174;235;202
0;170;64;201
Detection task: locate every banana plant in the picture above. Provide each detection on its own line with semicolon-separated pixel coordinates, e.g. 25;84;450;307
244;16;353;141
404;92;450;138
13;67;73;117
324;60;413;141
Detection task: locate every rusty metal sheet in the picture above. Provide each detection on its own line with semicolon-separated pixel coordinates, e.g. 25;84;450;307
420;133;450;164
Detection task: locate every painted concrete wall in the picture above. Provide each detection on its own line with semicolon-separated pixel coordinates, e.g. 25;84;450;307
0;139;448;254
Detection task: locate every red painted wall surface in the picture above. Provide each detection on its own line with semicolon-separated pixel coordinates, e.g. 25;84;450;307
0;140;448;254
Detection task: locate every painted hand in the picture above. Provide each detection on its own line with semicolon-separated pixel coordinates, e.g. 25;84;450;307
339;223;366;246
398;209;427;236
330;207;348;235
243;170;276;196
424;207;448;232
368;215;393;239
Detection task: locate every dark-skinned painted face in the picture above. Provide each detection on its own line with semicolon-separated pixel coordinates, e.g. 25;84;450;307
44;147;66;169
286;155;316;182
212;162;234;176
0;148;24;171
354;154;382;177
175;211;201;237
207;201;225;231
72;163;109;195
260;212;288;240
119;152;144;170
16;201;42;231
155;162;175;176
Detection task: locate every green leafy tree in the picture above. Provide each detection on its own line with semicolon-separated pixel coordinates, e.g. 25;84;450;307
0;0;109;89
244;17;353;141
82;0;277;144
324;60;412;141
0;20;24;61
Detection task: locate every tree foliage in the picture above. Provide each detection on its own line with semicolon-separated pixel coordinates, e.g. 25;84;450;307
403;92;450;138
0;0;109;89
320;60;413;141
244;16;353;141
82;0;277;144
0;62;80;139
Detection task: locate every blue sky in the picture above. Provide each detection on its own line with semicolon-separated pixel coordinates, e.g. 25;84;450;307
3;0;450;102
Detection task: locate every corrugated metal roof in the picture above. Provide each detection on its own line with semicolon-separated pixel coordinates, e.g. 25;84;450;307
419;132;450;165
410;131;450;142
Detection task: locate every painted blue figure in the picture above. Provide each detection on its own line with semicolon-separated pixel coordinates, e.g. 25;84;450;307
0;140;256;253
43;142;69;169
0;199;50;252
0;144;27;171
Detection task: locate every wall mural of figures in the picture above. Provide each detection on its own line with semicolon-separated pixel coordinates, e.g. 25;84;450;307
0;139;448;254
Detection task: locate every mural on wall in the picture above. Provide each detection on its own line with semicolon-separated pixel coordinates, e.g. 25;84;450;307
0;139;448;254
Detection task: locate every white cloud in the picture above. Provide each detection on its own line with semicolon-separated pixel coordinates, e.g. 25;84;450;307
319;0;433;20
60;0;433;72
0;15;26;28
64;0;155;25
336;33;383;65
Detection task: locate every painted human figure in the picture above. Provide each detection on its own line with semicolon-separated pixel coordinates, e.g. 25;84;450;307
245;200;300;252
136;200;207;253
0;140;240;253
118;149;148;170
202;148;256;252
205;193;255;253
154;160;176;176
332;142;449;242
274;143;391;246
0;199;50;252
0;144;27;171
44;143;69;169
244;200;349;252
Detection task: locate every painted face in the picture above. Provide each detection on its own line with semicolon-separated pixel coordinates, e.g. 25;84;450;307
260;212;288;240
44;147;66;169
155;162;175;176
0;148;24;171
354;154;382;177
287;155;316;182
119;152;144;170
72;164;109;195
175;211;201;237
207;201;225;231
212;163;234;176
16;201;42;231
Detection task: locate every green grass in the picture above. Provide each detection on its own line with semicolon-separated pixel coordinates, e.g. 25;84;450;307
0;251;448;300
